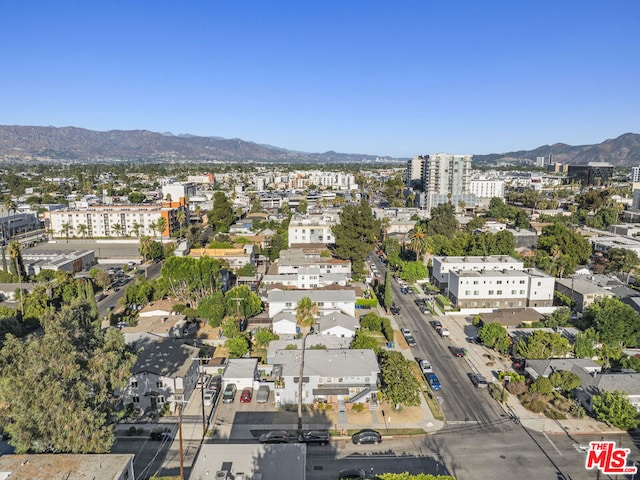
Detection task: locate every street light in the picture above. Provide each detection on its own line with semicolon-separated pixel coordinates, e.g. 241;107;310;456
381;409;389;435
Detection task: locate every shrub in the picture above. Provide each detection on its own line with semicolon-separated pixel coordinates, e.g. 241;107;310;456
529;377;554;395
544;408;566;420
520;392;548;413
351;403;366;413
552;396;573;413
472;315;483;327
506;381;528;396
488;383;508;403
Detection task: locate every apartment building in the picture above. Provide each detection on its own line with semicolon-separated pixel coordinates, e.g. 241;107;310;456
432;255;524;293
421;153;472;213
448;268;554;309
469;177;505;200
287;214;337;247
45;204;183;239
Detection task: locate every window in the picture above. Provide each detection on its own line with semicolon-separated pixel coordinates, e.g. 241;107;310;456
285;302;292;308
520;290;525;295
156;381;163;388
519;280;526;284
473;281;479;285
158;396;165;403
488;290;494;295
496;280;502;285
132;396;140;403
465;290;470;295
497;290;502;295
512;290;517;295
473;290;479;295
537;281;542;286
131;381;138;388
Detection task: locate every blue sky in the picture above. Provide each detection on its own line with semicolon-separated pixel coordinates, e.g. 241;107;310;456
1;1;638;157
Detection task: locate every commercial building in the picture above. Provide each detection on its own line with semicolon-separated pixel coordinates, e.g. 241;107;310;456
421;153;472;213
566;162;613;186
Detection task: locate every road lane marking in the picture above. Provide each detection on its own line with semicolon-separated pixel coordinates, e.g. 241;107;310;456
543;432;563;456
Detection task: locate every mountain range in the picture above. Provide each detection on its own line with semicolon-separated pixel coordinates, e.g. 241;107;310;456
0;125;638;166
473;132;640;167
0;125;396;164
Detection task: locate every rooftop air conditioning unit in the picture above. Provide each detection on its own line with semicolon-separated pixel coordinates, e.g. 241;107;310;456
215;471;228;479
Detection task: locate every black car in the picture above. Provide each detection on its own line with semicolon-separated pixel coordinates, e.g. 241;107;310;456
405;335;416;347
259;430;289;444
390;306;400;315
449;346;467;357
470;373;489;388
338;468;375;479
351;429;382;445
298;430;330;445
430;320;443;330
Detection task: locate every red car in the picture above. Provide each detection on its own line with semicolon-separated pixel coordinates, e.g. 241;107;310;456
239;387;253;403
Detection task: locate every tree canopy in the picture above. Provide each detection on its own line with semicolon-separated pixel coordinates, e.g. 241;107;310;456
515;330;570;359
583;297;640;348
0;299;136;453
379;351;421;408
592;390;640;430
332;199;380;273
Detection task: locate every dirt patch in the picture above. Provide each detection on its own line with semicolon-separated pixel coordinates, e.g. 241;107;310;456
379;402;424;423
346;409;373;425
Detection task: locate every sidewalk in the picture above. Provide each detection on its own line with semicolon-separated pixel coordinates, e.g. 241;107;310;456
444;313;626;436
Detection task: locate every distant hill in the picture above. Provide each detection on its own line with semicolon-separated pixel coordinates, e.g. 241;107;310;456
474;133;640;167
0;125;400;164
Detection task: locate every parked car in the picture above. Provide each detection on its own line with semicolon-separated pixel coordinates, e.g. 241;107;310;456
259;430;289;444
470;373;489;388
351;429;382;445
222;383;237;403
449;346;467;357
426;373;441;390
207;375;222;393
196;374;211;389
298;430;330;445
404;335;416;347
256;384;270;403
400;328;412;337
338;468;375;479
240;387;253;403
439;328;450;338
150;429;172;441
204;389;218;406
419;306;429;314
418;358;433;374
430;320;443;331
390;306;400;315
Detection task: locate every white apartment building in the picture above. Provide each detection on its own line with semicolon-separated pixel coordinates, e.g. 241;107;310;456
469;178;505;200
421;153;472;213
288;214;337;247
448;268;554;309
161;182;196;203
267;289;357;318
45;204;180;239
276;248;351;275
186;173;214;184
432;255;524;293
406;156;425;186
632;166;640;183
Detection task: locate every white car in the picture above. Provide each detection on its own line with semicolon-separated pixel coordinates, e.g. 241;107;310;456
419;359;433;374
197;374;211;389
400;328;412;337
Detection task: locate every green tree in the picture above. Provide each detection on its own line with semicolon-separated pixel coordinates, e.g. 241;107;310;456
156;217;167;243
536;223;591;275
350;331;380;353
424;203;458;237
529;376;554;395
221;317;240;339
398;261;429;283
208;191;235;233
226;336;249;358
592;390;640;430
161;256;224;307
478;322;510;353
254;328;279;348
224;285;263;320
0;300;136;453
574;327;599;359
379;351;421;408
516;330;570;359
197;292;226;327
383;269;393;313
583;297;640;348
407;225;427;260
383;174;406;207
606;247;639;282
544;307;571;328
127;191;146;204
89;268;112;291
332;199;380;273
548;370;581;393
296;199;308;214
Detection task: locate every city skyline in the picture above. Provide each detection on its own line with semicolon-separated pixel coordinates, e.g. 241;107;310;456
1;1;638;157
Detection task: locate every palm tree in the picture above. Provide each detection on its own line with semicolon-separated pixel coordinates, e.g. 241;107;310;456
139;235;153;263
408;225;427;261
194;205;202;222
176;210;186;237
156;217;167;244
60;222;73;243
132;222;142;239
379;217;391;243
111;223;122;238
76;223;88;239
7;241;24;314
148;220;159;240
295;296;317;434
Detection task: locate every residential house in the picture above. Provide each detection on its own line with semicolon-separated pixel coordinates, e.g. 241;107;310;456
267;289;356;318
121;335;199;412
266;335;351;363
432;255;524;293
276;248;351;275
189;244;256;270
287;213;337;247
0;454;136;480
272;348;379;407
317;311;359;338
555;277;615;313
272;312;299;335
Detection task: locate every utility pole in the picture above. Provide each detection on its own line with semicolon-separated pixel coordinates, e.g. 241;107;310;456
175;398;188;480
230;297;243;330
193;355;213;435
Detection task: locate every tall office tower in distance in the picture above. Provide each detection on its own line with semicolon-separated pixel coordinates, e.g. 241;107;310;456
421;153;473;214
